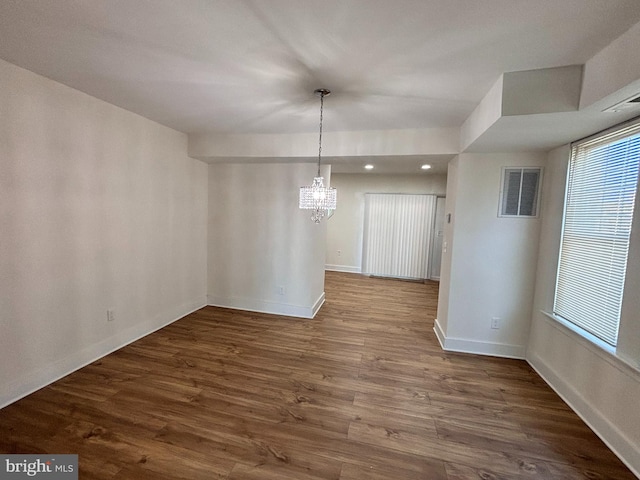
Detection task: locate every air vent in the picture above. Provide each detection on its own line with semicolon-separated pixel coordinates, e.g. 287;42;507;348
603;94;640;113
499;167;542;218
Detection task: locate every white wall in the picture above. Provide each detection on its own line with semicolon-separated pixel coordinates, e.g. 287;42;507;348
325;173;446;273
435;152;546;358
527;145;640;476
435;157;460;335
460;75;503;151
0;59;208;408
207;163;326;318
189;128;459;160
501;66;582;116
580;21;640;109
619;165;640;365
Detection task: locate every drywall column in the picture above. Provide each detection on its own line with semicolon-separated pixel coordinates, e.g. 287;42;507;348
207;162;326;318
435;152;545;358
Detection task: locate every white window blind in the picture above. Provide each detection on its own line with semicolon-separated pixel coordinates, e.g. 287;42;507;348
554;121;640;347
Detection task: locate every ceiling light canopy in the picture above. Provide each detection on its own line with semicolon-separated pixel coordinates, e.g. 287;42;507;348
299;89;337;223
421;164;432;170
365;164;374;170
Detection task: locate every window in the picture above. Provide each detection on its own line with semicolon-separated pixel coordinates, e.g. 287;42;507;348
499;167;542;217
554;120;640;347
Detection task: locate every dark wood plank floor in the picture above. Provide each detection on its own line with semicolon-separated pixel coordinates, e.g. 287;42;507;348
0;271;635;479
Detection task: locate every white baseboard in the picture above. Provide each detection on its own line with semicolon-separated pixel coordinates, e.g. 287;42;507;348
528;353;640;478
0;297;207;410
311;292;326;318
325;264;361;274
434;318;447;349
433;319;526;359
207;293;324;319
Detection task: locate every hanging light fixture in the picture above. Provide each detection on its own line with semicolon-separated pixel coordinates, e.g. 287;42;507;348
299;88;337;223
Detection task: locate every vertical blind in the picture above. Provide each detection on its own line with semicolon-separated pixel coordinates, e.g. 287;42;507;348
554;121;640;346
363;194;436;279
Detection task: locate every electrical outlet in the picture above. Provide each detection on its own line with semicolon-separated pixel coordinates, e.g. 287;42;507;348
337;250;341;256
107;309;115;322
491;317;500;329
278;286;285;295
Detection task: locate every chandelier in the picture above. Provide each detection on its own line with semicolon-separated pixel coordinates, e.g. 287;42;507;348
299;88;337;223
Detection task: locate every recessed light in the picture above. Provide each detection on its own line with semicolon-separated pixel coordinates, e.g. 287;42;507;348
364;164;374;170
421;164;432;170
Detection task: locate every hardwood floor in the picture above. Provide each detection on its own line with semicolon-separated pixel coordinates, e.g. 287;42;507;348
0;271;635;479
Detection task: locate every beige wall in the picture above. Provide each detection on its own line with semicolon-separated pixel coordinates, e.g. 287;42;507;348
435;152;546;358
207;163;327;318
527;145;640;476
326;173;447;273
0;59;208;408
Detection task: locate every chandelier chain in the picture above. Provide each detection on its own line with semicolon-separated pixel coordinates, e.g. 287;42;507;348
299;88;336;222
317;91;324;177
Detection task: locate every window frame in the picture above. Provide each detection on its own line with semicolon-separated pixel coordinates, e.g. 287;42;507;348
552;118;640;350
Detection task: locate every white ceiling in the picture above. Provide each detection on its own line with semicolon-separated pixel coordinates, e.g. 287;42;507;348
1;0;640;171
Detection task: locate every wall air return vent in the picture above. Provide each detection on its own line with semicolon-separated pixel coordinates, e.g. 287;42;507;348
498;167;542;218
603;93;640;113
